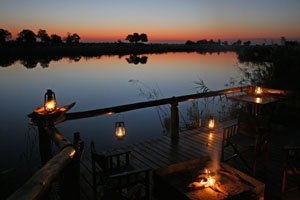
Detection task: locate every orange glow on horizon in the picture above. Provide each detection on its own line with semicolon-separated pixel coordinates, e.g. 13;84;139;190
6;24;300;43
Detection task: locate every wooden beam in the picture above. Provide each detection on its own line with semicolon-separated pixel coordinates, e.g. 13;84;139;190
7;147;76;200
65;86;251;121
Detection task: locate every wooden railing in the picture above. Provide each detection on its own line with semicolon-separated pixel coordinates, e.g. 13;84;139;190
65;86;252;140
8;85;289;199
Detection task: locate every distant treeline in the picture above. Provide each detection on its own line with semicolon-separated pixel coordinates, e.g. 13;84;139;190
0;43;237;68
0;28;80;45
236;45;300;91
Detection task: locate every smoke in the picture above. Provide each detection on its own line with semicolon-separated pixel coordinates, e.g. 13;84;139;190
207;131;221;175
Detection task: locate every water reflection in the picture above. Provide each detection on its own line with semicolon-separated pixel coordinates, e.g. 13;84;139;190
0;56;83;68
0;52;242;197
126;55;148;65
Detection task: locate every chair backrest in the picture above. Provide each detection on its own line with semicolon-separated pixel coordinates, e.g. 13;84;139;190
284;146;300;168
281;146;300;194
91;141;109;172
222;119;239;144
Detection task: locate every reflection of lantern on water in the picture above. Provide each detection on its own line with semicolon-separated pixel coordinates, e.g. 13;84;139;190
208;117;215;130
115;121;126;140
44;89;57;112
255;86;263;95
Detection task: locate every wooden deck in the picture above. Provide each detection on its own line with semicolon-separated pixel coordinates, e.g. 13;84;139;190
79;124;300;200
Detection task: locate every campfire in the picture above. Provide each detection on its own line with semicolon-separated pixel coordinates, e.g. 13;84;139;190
153;158;265;200
188;168;229;196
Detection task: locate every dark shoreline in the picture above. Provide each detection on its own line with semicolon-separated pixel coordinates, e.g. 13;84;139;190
0;43;238;58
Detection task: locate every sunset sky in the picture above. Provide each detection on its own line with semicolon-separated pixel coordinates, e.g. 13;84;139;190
1;0;300;42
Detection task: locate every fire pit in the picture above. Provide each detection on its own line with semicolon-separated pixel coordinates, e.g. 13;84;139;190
153;157;264;200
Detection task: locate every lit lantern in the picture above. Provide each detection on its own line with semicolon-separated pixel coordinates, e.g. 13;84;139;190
115;121;126;140
255;86;263;95
44;89;57;112
208;117;215;130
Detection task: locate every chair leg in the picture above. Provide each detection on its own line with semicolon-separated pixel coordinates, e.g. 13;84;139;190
281;170;287;193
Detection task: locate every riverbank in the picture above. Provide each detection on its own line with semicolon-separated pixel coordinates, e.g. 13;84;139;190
0;42;237;59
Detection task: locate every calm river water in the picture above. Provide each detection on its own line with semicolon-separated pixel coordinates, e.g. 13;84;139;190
0;52;245;197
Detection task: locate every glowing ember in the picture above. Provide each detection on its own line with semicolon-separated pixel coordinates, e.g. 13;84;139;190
45;100;57;112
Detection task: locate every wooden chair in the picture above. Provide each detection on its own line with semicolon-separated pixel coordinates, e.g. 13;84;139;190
91;141;151;200
221;119;269;175
281;145;300;198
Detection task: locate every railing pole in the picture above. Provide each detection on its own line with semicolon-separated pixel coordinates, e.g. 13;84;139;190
37;124;52;165
170;98;179;142
61;132;83;200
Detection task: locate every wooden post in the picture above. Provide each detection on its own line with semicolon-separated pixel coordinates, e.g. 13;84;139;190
61;132;82;200
170;98;179;142
37;124;52;165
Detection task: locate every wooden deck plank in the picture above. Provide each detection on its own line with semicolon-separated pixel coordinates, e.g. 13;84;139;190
129;142;171;167
80;125;298;200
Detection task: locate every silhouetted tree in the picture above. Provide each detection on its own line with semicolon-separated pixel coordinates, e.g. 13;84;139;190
65;33;80;44
197;40;208;45
37;29;50;43
0;28;12;44
232;40;242;46
16;29;36;43
125;34;134;43
185;40;196;45
132;33;140;43
222;41;228;45
243;41;251;46
125;33;143;44
50;34;62;44
140;33;148;43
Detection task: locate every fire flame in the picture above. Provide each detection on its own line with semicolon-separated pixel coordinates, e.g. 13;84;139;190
200;169;216;187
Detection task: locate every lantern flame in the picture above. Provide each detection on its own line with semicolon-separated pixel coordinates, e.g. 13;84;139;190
45;100;57;112
255;87;263;95
255;97;262;104
115;122;126;140
208;119;215;129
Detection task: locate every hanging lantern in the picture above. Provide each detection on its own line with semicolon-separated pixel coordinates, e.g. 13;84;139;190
44;89;57;112
115;121;126;140
255;86;263;95
208;117;215;130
